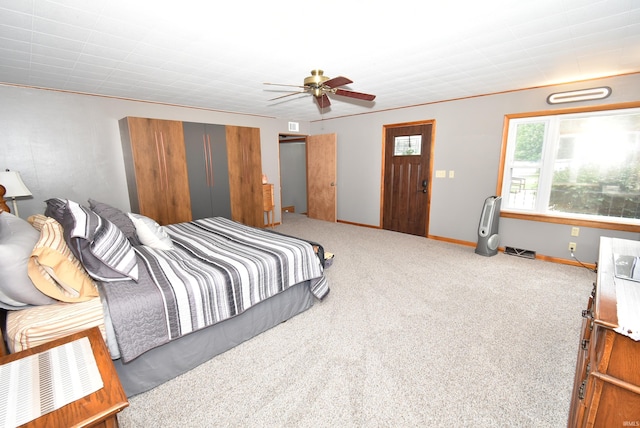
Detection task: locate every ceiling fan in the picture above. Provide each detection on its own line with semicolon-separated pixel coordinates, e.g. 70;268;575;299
264;69;376;108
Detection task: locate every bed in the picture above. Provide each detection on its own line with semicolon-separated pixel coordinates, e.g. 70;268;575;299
0;199;329;397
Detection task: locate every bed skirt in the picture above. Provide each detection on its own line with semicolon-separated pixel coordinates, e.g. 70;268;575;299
113;280;315;397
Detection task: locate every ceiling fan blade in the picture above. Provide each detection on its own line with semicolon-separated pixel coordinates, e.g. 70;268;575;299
264;82;306;89
269;91;308;101
314;93;331;108
323;76;353;88
334;88;376;101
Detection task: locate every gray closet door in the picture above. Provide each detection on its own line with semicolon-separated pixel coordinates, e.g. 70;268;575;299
183;122;231;220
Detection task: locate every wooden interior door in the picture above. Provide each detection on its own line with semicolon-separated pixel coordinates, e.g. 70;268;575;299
307;133;337;222
382;122;433;236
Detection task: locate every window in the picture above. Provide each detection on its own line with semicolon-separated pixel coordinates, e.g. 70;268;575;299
499;105;640;228
394;135;422;156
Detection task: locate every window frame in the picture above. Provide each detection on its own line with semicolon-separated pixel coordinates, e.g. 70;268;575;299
497;101;640;233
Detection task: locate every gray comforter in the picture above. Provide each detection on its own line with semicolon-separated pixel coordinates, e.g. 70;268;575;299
98;217;328;362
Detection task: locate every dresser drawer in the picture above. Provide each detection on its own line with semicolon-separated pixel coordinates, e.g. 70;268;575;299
262;183;274;210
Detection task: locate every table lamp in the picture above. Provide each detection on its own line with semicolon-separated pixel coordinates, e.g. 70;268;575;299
0;170;32;217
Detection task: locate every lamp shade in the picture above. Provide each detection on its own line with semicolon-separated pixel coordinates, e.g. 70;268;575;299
0;171;32;198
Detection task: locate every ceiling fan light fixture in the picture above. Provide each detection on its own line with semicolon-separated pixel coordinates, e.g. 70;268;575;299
265;69;375;110
304;69;329;88
546;86;612;104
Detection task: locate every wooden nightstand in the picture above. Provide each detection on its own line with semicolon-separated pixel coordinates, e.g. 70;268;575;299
0;316;7;358
262;183;275;228
0;327;128;428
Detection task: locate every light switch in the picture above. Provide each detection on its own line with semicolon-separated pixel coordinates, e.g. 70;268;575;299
571;227;579;237
449;170;455;178
435;170;446;178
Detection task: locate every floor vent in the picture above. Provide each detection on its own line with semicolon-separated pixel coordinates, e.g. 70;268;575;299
504;247;536;259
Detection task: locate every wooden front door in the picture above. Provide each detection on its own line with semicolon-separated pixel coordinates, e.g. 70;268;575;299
382;122;433;236
307;133;337;222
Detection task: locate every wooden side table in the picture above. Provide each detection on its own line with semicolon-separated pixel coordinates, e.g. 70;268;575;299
0;319;7;358
262;183;275;228
0;327;128;428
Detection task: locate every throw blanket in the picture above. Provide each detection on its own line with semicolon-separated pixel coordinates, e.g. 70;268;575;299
99;217;328;362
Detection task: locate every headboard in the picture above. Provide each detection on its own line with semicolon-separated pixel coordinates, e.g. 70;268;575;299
0;184;10;213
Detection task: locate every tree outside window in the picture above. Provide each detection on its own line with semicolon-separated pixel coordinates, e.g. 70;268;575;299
501;107;640;225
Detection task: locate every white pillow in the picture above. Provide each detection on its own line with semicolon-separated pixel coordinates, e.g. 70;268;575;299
128;213;174;250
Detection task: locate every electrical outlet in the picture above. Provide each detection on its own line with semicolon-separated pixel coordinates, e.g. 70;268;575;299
571;227;580;237
569;242;577;252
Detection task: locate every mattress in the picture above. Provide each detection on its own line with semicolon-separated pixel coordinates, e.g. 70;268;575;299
5;298;106;354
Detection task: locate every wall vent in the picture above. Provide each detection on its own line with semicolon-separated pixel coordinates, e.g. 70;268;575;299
504;247;536;259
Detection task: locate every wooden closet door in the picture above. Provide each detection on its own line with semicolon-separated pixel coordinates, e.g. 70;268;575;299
226;125;263;227
121;117;192;225
155;120;191;224
183;122;231;220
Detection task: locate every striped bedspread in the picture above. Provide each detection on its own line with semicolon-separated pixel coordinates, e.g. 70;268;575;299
99;217;328;362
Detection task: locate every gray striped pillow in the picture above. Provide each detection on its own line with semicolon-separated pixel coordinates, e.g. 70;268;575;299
61;200;139;282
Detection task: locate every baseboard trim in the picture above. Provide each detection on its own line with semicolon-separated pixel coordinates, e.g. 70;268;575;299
536;254;596;269
337;219;381;229
427;234;476;248
328;224;597;270
426;235;597;269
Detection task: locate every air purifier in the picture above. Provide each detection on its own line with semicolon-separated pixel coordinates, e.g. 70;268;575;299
475;196;502;257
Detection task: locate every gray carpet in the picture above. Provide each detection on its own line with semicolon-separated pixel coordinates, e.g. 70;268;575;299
117;213;594;427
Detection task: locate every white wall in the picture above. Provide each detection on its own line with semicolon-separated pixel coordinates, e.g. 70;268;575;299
310;74;640;263
0;85;309;224
3;75;639;264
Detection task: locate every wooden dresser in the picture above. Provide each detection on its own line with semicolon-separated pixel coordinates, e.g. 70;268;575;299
568;237;640;427
262;183;275;228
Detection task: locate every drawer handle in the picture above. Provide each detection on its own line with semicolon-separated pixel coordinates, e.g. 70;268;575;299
578;379;587;400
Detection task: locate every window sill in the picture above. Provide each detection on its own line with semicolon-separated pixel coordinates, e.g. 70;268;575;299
500;210;640;233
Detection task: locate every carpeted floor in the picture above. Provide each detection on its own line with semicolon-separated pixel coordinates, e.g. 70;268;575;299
117;213;595;427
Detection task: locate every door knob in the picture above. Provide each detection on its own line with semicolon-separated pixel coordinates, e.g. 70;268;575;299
330;182;335;187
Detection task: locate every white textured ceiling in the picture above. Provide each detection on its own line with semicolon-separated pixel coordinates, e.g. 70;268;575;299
1;0;639;122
